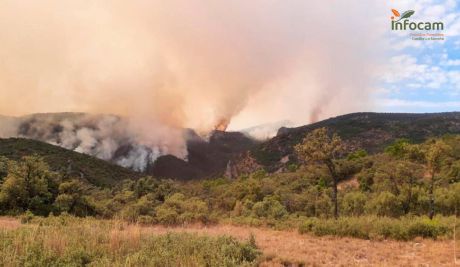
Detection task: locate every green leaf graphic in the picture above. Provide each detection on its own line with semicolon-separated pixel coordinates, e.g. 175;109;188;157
397;10;415;21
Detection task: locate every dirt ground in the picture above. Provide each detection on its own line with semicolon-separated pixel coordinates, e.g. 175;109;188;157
1;217;458;266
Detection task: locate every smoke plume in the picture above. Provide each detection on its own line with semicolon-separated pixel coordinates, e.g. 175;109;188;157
0;1;387;167
0;113;187;171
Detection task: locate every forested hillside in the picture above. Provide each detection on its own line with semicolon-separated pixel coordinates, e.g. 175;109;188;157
0;138;139;187
248;112;460;172
1;125;460;241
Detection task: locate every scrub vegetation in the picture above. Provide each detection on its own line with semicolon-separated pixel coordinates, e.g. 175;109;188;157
1;126;460;265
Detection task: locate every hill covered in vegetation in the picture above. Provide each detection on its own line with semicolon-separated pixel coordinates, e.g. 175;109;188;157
1;112;460;242
3;112;460;180
0;138;139;187
247;112;460;173
1;123;460;242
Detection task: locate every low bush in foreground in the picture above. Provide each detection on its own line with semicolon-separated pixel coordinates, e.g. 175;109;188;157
298;215;456;240
0;216;260;267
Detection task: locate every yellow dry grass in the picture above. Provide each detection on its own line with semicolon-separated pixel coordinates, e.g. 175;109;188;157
142;224;457;266
0;217;20;230
109;223;142;252
0;217;457;266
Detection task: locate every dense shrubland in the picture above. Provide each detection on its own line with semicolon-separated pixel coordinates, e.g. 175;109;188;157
2;130;460;240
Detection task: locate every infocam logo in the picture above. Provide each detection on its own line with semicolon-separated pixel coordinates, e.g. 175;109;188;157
391;9;444;31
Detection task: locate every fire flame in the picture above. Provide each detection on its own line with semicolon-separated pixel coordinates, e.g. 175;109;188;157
214;118;230;131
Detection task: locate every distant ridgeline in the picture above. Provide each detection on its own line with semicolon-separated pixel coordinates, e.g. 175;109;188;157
1;112;460;180
248;112;460;172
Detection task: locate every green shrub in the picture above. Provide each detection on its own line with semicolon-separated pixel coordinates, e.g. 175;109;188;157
366;192;403;217
155;193;210;225
137;215;155;225
287;164;298;172
406;218;449;239
298;216;453;241
251;196;287;219
347;149;368;161
20;210;35;224
120;196;156;222
155;205;180;225
342;192;366;216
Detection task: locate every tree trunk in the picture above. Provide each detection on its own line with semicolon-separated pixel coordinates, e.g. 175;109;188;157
404;187;412;215
404;177;414;215
429;172;435;220
326;160;339;219
332;177;338;219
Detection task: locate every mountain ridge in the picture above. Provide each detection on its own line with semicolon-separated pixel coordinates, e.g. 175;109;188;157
245;112;460;173
2;111;460;181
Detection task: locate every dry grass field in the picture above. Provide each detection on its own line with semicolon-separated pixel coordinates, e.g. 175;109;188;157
0;217;21;230
143;223;458;266
2;217;459;266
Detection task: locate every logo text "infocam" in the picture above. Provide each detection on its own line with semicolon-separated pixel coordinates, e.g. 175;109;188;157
391;9;444;31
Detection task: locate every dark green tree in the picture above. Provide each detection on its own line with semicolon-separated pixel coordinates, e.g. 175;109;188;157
0;156;59;215
424;139;451;219
54;179;95;216
295;127;345;218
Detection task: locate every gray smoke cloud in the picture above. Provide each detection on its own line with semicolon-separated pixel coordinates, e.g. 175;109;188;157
0;1;388;165
1;113;187;171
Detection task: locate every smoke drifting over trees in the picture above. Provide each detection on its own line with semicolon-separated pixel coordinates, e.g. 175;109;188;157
0;114;187;171
0;1;387;167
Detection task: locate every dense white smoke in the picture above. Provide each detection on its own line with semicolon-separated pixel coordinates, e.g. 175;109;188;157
240;120;294;140
0;114;186;171
0;1;387;166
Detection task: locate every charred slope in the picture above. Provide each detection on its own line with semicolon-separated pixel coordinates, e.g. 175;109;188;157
250;112;460;171
0;138;139;187
148;130;259;180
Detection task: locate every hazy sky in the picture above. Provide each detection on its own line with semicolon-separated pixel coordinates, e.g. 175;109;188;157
0;0;458;131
